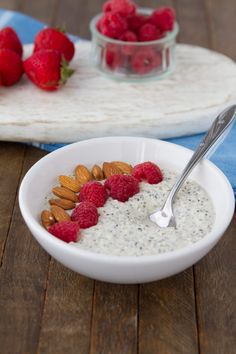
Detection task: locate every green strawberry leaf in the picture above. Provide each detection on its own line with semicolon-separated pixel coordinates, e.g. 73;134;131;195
60;57;75;85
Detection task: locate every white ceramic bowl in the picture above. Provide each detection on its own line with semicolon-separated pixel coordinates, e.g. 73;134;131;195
19;137;235;284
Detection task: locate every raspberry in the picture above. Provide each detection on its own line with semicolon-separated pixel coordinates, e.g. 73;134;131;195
111;0;136;17
120;31;137;55
103;0;113;12
132;162;163;184
71;201;99;229
105;174;139;202
48;220;80;243
139;23;162;42
127;14;148;33
120;30;137;42
96;17;104;32
150;7;175;32
79;181;108;207
100;13;128;39
105;43;123;69
131;47;161;74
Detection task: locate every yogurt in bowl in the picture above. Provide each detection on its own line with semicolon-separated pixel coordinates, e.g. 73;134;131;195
74;170;215;256
19;137;234;284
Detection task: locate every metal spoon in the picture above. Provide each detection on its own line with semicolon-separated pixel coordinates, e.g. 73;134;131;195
150;105;236;228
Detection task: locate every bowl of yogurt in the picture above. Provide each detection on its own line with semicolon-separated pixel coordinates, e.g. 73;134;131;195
19;137;235;284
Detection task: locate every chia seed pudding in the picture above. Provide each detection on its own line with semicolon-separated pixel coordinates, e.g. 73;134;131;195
72;170;215;256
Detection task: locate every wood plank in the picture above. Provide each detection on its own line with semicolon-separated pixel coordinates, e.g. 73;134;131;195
136;0;174;8
53;0;104;38
0;0;21;11
193;2;236;353
194;215;236;354
19;0;58;25
175;0;209;46
0;146;50;354
0;142;25;263
204;0;236;59
90;282;138;354
37;259;94;354
139;270;199;354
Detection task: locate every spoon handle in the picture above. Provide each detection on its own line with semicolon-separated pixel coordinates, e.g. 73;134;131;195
165;105;236;204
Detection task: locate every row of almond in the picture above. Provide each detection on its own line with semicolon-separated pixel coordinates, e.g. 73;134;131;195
41;161;133;229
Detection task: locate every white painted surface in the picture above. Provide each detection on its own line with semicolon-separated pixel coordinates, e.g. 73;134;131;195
1;42;236;143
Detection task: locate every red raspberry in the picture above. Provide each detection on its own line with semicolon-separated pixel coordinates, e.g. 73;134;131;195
48;220;80;243
150;7;175;32
105;43;123;69
120;31;137;55
97;16;104;32
103;0;113;12
111;0;136;17
120;30;137;42
71;201;99;229
100;12;128;39
139;23;162;42
131;47;161;74
127;14;148;33
79;181;108;207
132;162;163;184
105;174;139;202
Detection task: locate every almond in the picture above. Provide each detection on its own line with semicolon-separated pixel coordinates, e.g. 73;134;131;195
103;162;123;178
51;205;70;222
59;175;81;192
91;164;104;180
75;165;92;185
41;210;55;229
52;186;78;202
49;198;75;210
112;161;133;174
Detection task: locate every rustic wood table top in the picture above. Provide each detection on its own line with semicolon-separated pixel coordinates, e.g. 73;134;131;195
0;1;235;353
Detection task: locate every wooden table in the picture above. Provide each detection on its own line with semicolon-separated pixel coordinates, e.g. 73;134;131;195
0;1;235;353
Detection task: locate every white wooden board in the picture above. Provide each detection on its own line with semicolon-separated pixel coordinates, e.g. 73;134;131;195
1;41;236;143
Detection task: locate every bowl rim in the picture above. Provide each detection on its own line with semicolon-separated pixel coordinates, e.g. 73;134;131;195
89;10;179;46
19;136;235;265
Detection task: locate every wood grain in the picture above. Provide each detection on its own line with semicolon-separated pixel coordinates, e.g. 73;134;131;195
90;282;138;354
194;215;236;354
139;270;199;354
205;0;236;60
53;0;104;37
0;2;235;354
0;143;25;263
19;0;58;25
175;0;209;46
0;0;20;11
37;259;94;354
0;146;49;354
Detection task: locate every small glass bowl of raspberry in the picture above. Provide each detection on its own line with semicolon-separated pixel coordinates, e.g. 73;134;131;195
89;7;179;81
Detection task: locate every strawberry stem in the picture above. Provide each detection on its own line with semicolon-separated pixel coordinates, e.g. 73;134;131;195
60;57;74;85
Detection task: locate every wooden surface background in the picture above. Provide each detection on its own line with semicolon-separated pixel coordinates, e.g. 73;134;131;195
0;1;236;354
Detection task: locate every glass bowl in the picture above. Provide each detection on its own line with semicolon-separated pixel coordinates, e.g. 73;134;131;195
89;9;179;82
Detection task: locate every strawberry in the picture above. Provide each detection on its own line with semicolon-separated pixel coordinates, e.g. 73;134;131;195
0;49;23;86
24;49;74;91
0;27;23;57
34;28;75;62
